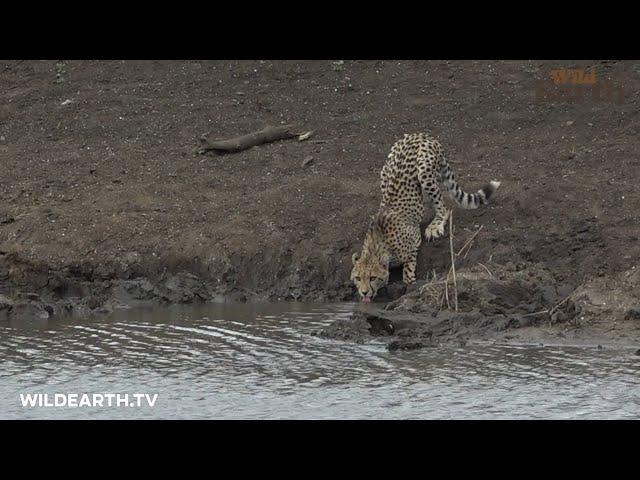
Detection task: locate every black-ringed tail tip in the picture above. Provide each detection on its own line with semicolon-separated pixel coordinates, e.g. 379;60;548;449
479;180;501;204
486;180;501;196
446;179;501;210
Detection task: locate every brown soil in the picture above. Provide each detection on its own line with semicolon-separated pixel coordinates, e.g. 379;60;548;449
1;60;639;343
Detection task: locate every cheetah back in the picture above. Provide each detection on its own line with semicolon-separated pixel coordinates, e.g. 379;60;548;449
379;133;444;224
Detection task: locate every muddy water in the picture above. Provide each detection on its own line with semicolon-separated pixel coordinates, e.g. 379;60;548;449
1;303;639;419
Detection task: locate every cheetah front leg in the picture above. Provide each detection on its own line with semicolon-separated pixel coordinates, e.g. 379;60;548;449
419;170;450;242
425;201;450;242
397;225;422;284
402;250;418;284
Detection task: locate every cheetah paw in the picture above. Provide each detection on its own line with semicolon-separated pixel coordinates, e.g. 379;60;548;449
425;224;445;242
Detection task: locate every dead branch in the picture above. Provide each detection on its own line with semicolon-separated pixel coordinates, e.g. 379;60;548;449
549;295;572;315
198;125;301;154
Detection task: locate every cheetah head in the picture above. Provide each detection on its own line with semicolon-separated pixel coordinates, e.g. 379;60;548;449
351;252;389;303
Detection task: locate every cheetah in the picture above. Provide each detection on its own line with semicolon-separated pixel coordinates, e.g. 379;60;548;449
351;133;501;303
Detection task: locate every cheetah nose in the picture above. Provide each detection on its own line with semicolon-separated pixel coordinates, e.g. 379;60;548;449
361;290;369;296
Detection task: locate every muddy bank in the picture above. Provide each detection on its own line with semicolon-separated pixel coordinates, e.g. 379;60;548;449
0;249;355;325
318;263;640;349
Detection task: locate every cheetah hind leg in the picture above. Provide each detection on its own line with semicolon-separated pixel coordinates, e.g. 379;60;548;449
419;169;450;242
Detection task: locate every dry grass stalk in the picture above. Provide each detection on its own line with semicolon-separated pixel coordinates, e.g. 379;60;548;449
477;262;494;277
448;211;458;312
458;225;483;259
420;221;486;312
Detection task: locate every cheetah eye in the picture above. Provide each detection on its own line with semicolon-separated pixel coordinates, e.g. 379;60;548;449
355;276;361;282
370;276;378;283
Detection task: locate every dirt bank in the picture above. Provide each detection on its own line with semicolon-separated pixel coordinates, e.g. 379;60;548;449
318;263;640;349
1;60;639;340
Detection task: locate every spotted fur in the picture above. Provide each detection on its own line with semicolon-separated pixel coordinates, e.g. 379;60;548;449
351;133;500;301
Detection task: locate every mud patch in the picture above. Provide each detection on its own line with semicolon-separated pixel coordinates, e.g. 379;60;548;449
318;263;591;350
318;306;540;351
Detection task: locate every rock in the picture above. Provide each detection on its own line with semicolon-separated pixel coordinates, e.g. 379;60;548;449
316;314;370;343
387;340;434;351
226;290;247;302
0;294;13;321
0;213;15;225
302;156;314;167
86;296;101;310
551;310;566;323
162;274;210;303
0;294;13;309
9;301;50;323
624;308;640;320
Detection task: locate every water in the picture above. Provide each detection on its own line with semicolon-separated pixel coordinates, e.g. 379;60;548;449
1;302;639;419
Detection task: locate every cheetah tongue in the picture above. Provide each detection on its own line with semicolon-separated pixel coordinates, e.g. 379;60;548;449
362;297;371;303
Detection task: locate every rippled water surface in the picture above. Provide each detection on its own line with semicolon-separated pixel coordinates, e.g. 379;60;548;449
1;303;639;419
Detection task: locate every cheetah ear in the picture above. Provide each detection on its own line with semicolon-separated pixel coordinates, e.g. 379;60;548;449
352;252;360;265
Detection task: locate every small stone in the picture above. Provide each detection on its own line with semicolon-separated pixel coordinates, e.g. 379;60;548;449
624;308;640;320
61;99;73;106
565;120;574;126
0;135;5;142
87;296;101;310
0;294;14;310
0;214;14;225
302;156;314;167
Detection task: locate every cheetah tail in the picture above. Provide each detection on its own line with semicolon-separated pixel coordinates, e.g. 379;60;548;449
445;178;501;210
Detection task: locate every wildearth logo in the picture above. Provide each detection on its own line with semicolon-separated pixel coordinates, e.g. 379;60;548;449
535;68;624;105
